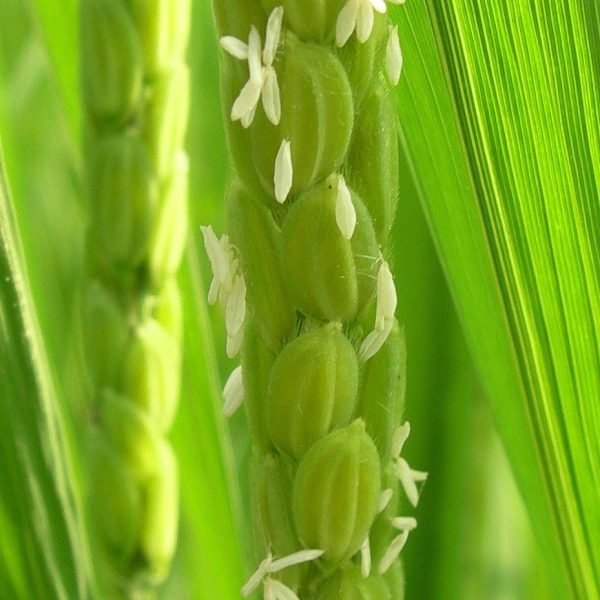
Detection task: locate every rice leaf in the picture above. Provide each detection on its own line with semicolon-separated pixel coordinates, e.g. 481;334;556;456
392;2;599;596
0;145;90;599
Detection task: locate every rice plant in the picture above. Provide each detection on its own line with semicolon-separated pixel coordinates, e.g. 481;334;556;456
0;1;597;599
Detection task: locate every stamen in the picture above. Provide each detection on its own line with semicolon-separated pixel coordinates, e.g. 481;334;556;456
378;531;409;575
336;0;391;47
335;176;357;239
263;6;284;66
264;578;300;600
358;318;394;362
226;326;244;358
395;457;420;507
220;36;249;60
274;139;293;203
377;488;394;513
336;0;359;46
222;365;244;417
242;549;323;598
356;1;375;43
222;7;284;127
375;261;397;330
268;549;324;572
391;516;417;531
360;536;371;577
207;276;220;305
391;422;411;458
386;25;403;86
262;66;281;125
225;274;246;338
201;225;229;284
247;26;263;83
241;555;272;597
232;78;263;127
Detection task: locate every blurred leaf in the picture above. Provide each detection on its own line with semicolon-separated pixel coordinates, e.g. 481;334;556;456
393;1;599;596
0;146;90;599
167;3;247;598
393;111;537;600
28;0;80;143
170;246;246;600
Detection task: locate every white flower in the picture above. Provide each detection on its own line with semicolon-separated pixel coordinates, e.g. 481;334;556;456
274;139;293;203
390;422;428;507
358;260;397;362
336;0;406;47
335;175;357;239
221;7;284;128
241;549;324;599
201;225;247;357
386;24;403;85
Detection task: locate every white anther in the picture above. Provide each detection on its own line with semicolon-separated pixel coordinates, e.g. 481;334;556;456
241;549;324;598
395;458;428;507
390;422;428;507
225;274;246;338
386;25;403;86
358;259;397;361
274;139;293;203
391;421;411;457
221;7;284;127
358;318;394;362
264;578;300;600
360;536;371;577
377;488;394;513
222;366;244;417
263;6;284;66
232;78;263;126
201;226;228;286
378;530;409;574
336;0;406;47
378;510;416;574
220;36;249;60
335;176;357;239
226;325;244;359
391;516;417;531
375;261;397;330
262;66;281;125
201;225;246;356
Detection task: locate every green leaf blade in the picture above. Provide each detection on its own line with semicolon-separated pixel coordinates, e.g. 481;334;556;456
0;147;90;600
393;1;600;596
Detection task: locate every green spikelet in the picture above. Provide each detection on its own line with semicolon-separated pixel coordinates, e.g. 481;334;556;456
346;85;400;244
267;323;358;460
80;0;190;595
359;324;406;463
250;38;355;198
293;421;381;565
209;1;425;598
81;0;143;123
280;177;378;322
257;456;305;589
227;182;296;348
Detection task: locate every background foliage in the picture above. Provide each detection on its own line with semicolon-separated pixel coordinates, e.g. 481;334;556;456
0;0;597;598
